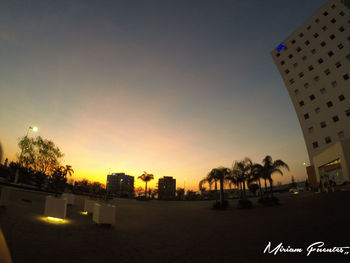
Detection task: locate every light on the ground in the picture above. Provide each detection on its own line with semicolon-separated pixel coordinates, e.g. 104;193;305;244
80;211;88;215
38;216;69;224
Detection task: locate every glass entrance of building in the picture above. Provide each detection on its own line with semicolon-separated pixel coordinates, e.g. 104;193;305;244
318;159;343;185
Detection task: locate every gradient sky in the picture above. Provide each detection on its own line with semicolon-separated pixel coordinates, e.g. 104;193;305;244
0;0;328;190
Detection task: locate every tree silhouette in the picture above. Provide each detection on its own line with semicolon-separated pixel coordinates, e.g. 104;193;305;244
138;172;154;198
262;155;289;197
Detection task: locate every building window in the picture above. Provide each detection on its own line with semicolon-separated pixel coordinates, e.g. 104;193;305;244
294;89;299;95
338;43;344;49
288;54;293;59
303;56;307;61
346;109;350;117
293;62;298;68
338;131;345;139
340;11;345;16
291;40;296;44
315;18;320;23
297;47;302;52
324;69;331;75
330;34;335;39
276;53;281;57
290;79;295;84
322;26;328;31
308;65;313;71
285;69;290;74
339;26;345;32
281;60;285;65
331;4;335;9
320;88;327;94
299;33;304;37
326;101;333;108
312;141;319;149
308;127;314;133
299;72;304;78
325;137;332;144
305;40;310;45
339;94;345;101
331;81;337;87
346;54;350;60
331;19;336;24
304;83;310;89
314;76;320;82
328;51;334;57
318;58;324;64
343;74;349;80
299;100;305;107
321;41;326;47
315;107;321;114
304;113;310;120
307;25;311;30
335;62;342;68
323;11;328;16
320;121;327;128
332;115;339;122
311;49;316;54
309;94;316;101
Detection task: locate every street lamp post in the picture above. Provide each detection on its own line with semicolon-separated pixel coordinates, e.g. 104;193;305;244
15;126;38;184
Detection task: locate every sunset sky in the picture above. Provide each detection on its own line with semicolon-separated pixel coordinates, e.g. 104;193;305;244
0;0;327;190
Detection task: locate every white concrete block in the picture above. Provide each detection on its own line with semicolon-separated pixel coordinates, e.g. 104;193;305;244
92;203;116;225
62;193;75;205
44;196;67;219
84;199;97;213
0;187;10;207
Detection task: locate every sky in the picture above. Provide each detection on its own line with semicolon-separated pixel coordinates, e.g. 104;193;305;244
0;0;328;190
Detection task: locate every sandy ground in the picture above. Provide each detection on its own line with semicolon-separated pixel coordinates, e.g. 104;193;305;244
1;187;350;263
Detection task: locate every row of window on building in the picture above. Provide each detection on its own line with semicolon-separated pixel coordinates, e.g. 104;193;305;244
285;54;350;76
299;93;345;108
303;108;350;121
311;130;345;149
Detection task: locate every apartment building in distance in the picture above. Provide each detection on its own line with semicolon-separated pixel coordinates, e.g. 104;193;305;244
158;176;176;200
106;173;134;197
271;0;350;188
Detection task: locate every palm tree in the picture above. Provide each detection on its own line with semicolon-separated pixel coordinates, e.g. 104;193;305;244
208;167;231;204
231;158;252;200
199;173;216;201
138;171;154;198
249;163;264;197
262;155;290;196
64;165;74;177
206;170;219;203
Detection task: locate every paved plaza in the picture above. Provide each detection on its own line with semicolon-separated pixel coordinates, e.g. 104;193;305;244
1;187;350;263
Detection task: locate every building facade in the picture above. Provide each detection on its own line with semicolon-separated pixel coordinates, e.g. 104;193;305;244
106;173;134;197
271;0;350;188
158;176;176;200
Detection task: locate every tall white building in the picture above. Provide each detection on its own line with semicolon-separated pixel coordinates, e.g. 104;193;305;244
271;0;350;188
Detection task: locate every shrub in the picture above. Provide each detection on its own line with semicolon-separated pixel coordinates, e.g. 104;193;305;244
258;196;280;206
212;200;229;210
237;199;252;209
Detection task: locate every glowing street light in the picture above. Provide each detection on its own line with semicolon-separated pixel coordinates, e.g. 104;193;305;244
26;126;38;136
15;126;39;184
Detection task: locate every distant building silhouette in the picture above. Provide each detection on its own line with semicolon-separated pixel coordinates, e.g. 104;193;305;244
106;173;134;197
271;0;350;189
158;176;176;200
